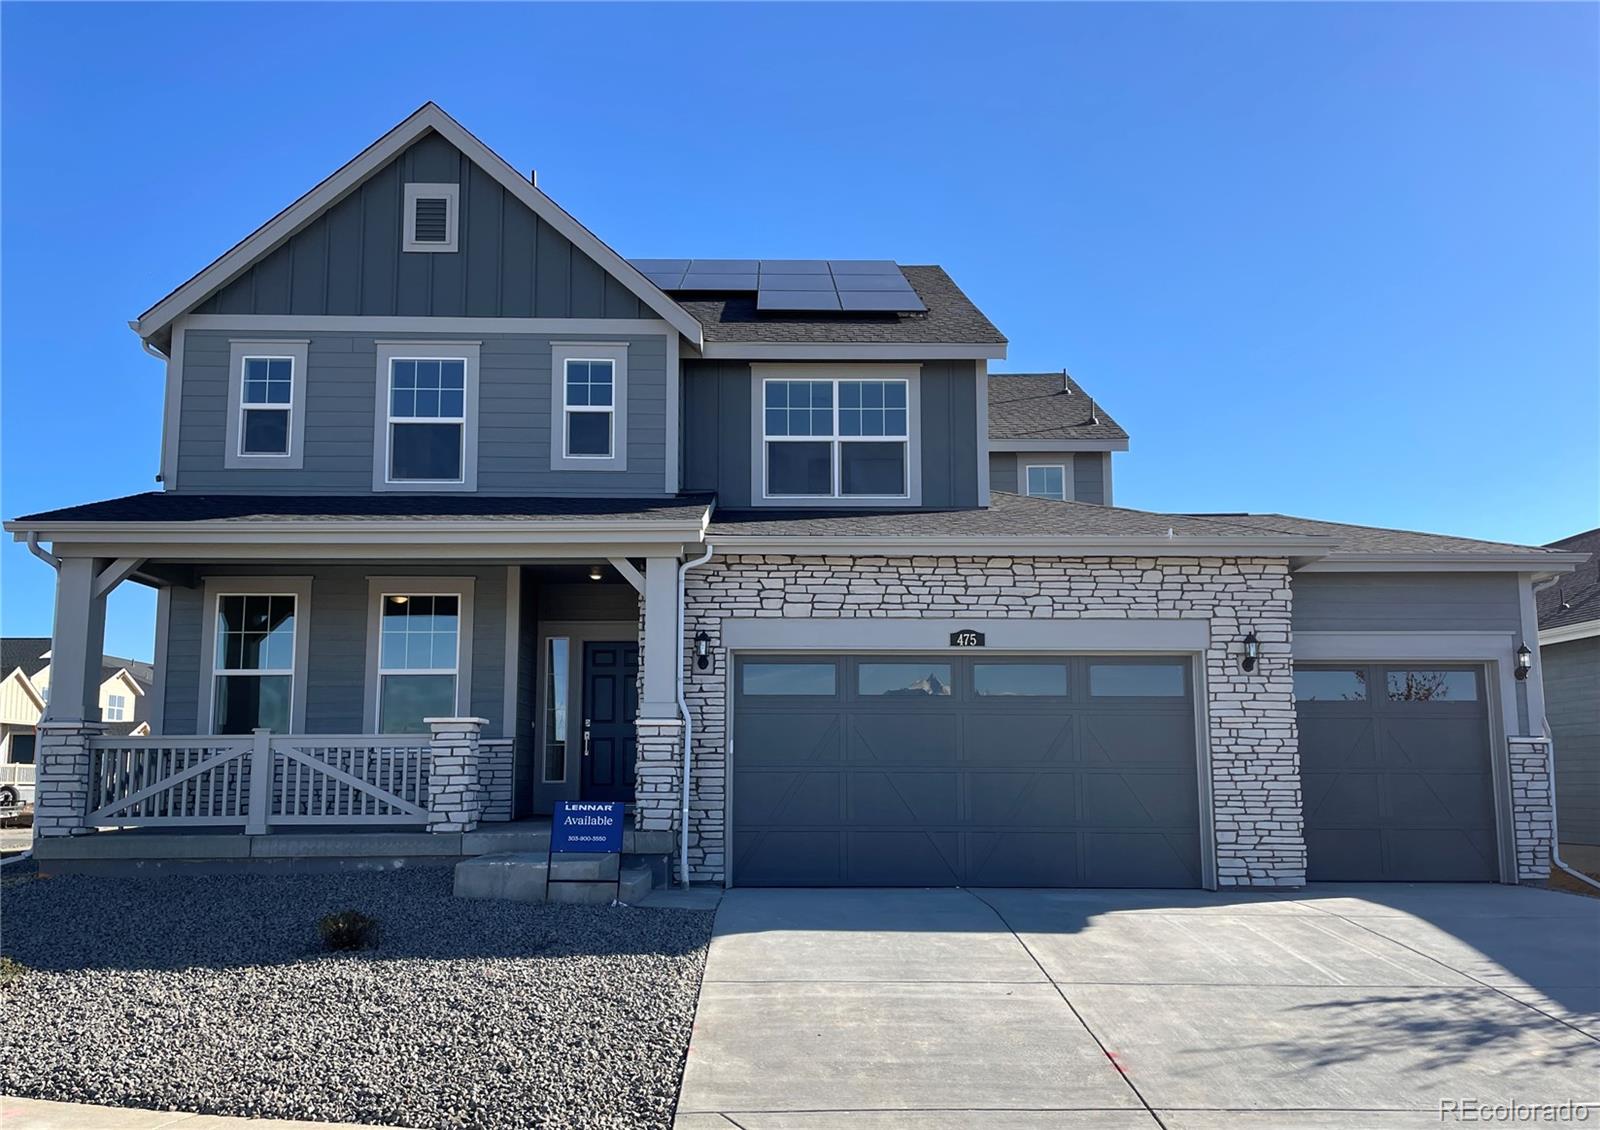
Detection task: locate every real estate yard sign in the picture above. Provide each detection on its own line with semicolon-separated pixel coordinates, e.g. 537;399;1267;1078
551;801;625;853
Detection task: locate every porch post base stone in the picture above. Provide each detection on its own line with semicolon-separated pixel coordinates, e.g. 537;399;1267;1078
634;717;685;874
1508;736;1554;881
426;717;488;833
34;721;105;838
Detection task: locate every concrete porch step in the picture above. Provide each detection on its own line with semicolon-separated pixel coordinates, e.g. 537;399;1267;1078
453;850;665;904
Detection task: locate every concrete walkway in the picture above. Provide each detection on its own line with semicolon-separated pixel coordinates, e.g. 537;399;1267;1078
675;884;1600;1128
1;1097;408;1129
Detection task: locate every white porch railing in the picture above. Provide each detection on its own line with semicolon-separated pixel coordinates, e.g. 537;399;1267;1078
0;763;37;789
85;732;431;831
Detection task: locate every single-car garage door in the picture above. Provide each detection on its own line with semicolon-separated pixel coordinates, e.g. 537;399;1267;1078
731;653;1201;887
1296;664;1498;881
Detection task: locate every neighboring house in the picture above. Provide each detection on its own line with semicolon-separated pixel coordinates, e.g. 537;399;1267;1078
1537;529;1600;863
4;103;1586;889
0;636;152;806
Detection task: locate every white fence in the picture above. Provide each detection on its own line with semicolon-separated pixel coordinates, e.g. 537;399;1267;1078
86;732;432;831
0;761;36;805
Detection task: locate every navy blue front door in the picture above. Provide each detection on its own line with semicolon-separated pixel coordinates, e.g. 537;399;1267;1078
581;642;639;802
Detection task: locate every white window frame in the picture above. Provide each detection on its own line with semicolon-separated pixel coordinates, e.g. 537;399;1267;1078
362;577;476;733
372;341;480;491
198;577;313;735
550;342;629;471
224;340;308;469
563;359;615;459
1023;462;1069;502
753;366;922;505
104;693;128;722
403;182;460;253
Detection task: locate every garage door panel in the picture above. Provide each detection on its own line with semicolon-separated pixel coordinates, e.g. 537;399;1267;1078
848;715;960;765
738;713;844;766
1304;771;1381;824
1084;832;1201;888
1386;772;1496;827
962;714;1075;765
1086;770;1202;827
1306;828;1386;881
847;772;959;826
969;772;1079;826
735;830;843;885
966;832;1080;887
1082;713;1195;767
845;831;960;885
733;770;842;829
1382;719;1492;771
1298;717;1378;770
1385;829;1499;881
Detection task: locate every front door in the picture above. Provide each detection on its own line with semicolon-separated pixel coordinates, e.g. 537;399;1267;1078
581;642;639;802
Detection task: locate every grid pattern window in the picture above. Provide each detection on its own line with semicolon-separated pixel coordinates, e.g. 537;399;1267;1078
239;357;293;456
1025;464;1067;501
212;595;296;735
104;693;129;722
378;594;461;734
388;359;467;482
763;378;909;498
564;359;615;458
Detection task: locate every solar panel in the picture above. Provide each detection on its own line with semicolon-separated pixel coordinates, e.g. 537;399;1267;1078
828;260;901;275
755;291;842;311
759;259;831;274
679;272;760;290
838;291;925;312
627;258;925;313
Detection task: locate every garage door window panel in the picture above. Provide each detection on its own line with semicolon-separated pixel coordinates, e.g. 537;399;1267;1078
857;662;953;697
741;662;837;697
973;662;1069;697
1295;669;1369;702
1384;669;1479;703
1088;662;1188;699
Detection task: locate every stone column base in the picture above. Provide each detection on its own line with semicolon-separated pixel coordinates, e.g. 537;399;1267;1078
34;721;106;838
426;717;487;833
1508;736;1554;881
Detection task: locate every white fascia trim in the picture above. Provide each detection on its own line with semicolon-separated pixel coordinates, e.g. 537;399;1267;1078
103;669;147;698
1297;552;1587;574
9;518;709;549
974;359;990;507
989;438;1130;453
699;342;1008;361
180;315;677;336
711;534;1334;558
1;668;46;713
135;104;704;349
1539;619;1600;646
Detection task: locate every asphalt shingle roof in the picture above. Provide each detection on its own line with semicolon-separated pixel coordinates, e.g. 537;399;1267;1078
1538;528;1600;631
673;266;1006;345
1;637;52;680
1183;513;1553;556
988;373;1129;442
13;493;715;526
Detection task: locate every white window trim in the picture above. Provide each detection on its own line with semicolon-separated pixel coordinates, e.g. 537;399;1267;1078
1023;462;1070;502
224;340;308;469
362;577;476;732
562;359;616;459
198;576;313;734
372;341;480;492
104;694;128;722
550;342;629;471
403;182;460;253
750;364;923;506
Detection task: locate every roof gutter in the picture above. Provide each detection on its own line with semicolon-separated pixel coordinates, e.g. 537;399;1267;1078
710;533;1335;562
1296;551;1589;576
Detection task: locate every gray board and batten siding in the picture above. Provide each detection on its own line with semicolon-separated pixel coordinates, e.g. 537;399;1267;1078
989;451;1107;505
1545;636;1600;847
681;358;982;509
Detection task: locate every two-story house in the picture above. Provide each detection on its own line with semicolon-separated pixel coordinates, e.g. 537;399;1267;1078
7;104;1584;890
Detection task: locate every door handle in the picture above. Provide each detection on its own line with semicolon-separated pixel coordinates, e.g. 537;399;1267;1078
583;719;592;758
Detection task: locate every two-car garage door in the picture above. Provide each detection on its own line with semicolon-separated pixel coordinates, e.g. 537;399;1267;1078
730;653;1202;887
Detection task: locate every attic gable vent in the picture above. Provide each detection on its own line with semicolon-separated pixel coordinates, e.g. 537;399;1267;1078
403;182;459;253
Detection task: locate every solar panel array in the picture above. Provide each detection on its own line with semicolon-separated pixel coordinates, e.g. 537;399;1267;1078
629;259;926;313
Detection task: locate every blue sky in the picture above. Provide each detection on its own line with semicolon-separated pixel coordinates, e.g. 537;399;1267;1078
3;2;1596;660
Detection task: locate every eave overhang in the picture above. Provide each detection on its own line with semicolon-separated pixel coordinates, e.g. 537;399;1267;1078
709;533;1335;566
1296;551;1588;577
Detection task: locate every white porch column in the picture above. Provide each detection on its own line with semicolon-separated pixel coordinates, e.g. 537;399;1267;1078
44;556;110;723
639;555;681;720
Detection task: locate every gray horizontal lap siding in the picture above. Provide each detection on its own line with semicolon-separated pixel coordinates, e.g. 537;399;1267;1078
989;451;1106;504
1544;635;1600;847
162;563;508;736
195;132;646;320
1291;571;1531;731
682;358;979;509
176;329;667;494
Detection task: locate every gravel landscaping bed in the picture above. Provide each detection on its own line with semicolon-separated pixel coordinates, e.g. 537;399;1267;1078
0;866;715;1129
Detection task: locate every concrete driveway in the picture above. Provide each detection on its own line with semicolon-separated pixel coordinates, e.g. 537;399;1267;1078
675;885;1600;1128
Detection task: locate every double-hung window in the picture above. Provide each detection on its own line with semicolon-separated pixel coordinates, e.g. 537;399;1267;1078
211;594;297;734
762;375;912;499
365;578;475;735
225;340;307;468
374;343;479;490
550;342;629;471
1024;463;1068;501
104;693;129;722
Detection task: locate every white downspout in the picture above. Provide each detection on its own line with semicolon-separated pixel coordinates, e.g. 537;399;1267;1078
677;543;714;888
1529;575;1600;892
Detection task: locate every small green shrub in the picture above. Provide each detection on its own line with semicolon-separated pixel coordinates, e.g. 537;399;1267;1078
0;955;26;987
317;910;380;952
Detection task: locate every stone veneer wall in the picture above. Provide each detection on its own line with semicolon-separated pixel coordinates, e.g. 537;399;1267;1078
660;554;1305;887
1508;737;1554;881
478;738;515;822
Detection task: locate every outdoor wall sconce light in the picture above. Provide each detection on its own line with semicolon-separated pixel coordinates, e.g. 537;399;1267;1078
1241;631;1260;673
588;564;604;582
694;631;712;671
1515;642;1533;681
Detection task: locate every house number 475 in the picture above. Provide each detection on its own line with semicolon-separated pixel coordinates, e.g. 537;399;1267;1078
950;630;986;648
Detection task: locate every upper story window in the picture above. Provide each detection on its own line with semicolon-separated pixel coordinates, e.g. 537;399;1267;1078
1024;463;1068;501
225;340;307;469
761;377;911;500
550;342;629;472
104;693;129;722
373;342;479;492
403;183;459;253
